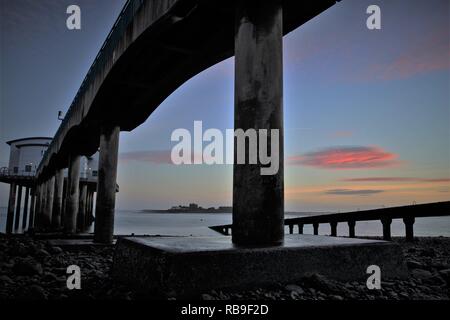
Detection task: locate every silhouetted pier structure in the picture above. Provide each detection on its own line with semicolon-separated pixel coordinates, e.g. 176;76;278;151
210;201;450;241
3;0;417;295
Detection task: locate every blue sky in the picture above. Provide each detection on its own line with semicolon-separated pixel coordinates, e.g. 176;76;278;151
1;0;449;211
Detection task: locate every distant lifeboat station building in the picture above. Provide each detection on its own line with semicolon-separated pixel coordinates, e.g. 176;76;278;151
0;137;99;233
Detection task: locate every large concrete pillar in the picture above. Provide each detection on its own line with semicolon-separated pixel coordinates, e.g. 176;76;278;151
28;188;36;229
42;176;55;229
78;183;88;231
94;125;120;244
64;155;81;234
33;184;42;229
6;183;17;234
39;180;48;229
22;187;30;229
14;185;23;230
52;169;64;229
232;1;284;246
403;217;415;242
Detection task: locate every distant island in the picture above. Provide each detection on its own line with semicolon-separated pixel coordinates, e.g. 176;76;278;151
142;203;232;214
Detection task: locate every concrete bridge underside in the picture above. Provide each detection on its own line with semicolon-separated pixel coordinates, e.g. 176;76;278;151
32;0;339;243
37;0;337;176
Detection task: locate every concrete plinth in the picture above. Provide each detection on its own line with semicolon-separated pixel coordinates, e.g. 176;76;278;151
112;235;408;298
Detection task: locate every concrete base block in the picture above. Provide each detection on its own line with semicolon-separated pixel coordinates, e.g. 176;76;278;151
112;235;408;297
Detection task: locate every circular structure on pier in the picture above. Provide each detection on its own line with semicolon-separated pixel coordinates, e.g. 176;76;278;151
6;137;52;177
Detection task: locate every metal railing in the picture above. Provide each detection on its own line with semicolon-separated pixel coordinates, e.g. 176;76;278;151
209;201;450;241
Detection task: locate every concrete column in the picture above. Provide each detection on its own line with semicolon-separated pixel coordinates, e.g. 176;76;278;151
43;176;55;229
40;180;48;229
288;224;293;234
348;220;356;238
14;185;23;230
34;184;42;229
330;221;338;237
232;1;284;246
381;217;392;241
403;217;415;242
64;155;81;234
6;183;17;234
78;183;88;231
61;179;67;227
21;187;30;230
313;223;319;235
28;188;36;229
52;169;64;229
298;224;303;234
94;125;120;244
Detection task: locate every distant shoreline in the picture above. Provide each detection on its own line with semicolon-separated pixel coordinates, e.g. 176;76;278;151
139;210;329;215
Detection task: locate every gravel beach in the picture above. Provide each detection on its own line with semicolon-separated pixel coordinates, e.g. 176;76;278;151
0;234;449;300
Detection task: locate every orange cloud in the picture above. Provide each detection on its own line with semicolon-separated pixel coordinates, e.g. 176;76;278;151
342;177;450;183
287;146;400;169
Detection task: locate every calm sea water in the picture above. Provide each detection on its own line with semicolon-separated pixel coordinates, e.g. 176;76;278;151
1;207;449;237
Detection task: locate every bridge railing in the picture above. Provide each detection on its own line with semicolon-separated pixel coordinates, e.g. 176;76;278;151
209;201;450;241
38;0;145;174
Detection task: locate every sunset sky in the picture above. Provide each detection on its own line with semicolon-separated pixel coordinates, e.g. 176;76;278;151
1;0;449;212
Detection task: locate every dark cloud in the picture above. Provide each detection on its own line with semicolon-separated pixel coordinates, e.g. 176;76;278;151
325;189;384;196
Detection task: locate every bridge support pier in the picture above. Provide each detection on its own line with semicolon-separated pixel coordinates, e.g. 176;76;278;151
64;155;81;234
313;223;319;235
232;1;284;246
43;176;55;229
298;224;303;234
14;185;23;230
381;217;392;241
52;169;64;229
28;188;36;229
22;187;30;230
94;125;120;244
6;183;17;234
348;220;356;238
34;184;42;229
78;183;87;231
330;221;337;237
403;217;415;242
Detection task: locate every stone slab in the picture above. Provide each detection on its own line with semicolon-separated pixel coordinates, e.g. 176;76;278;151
112;234;409;297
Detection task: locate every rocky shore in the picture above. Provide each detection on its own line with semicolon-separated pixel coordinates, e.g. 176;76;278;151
0;234;449;300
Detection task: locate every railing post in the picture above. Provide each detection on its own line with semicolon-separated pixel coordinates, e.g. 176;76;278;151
313;223;319;235
381;217;392;241
330;221;337;237
94;124;120;244
6;182;17;234
14;185;23;230
403;216;415;242
298;224;303;234
348;220;356;238
232;0;284;246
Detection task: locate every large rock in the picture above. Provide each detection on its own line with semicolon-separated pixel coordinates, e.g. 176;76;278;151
13;258;43;276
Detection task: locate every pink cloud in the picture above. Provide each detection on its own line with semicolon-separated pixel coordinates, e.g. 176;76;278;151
119;150;172;164
331;131;353;138
342;177;450;183
351;28;450;82
287;146;400;169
